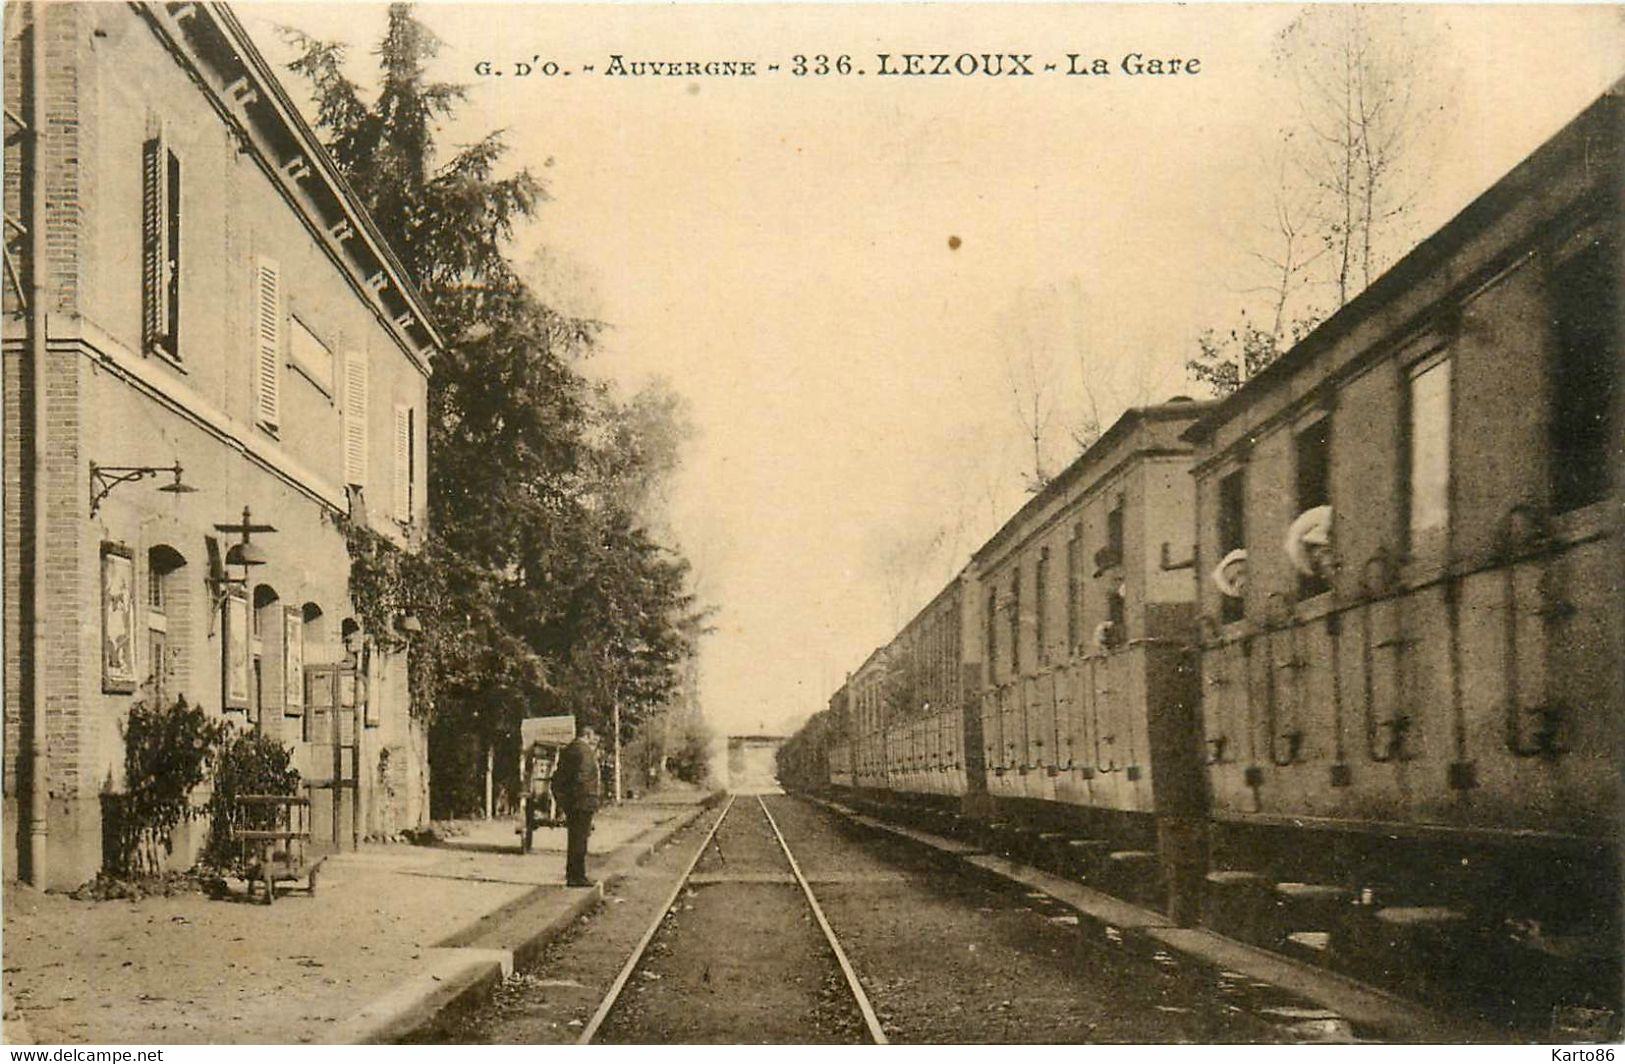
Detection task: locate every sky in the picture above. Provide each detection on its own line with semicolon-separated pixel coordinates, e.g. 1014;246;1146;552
244;2;1624;738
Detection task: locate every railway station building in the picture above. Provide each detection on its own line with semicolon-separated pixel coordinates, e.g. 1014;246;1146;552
4;2;443;889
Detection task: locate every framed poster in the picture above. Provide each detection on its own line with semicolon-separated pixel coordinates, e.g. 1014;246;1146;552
100;543;137;694
283;607;305;715
222;592;251;711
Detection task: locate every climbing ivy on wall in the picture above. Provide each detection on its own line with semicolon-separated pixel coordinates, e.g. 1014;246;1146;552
333;512;445;722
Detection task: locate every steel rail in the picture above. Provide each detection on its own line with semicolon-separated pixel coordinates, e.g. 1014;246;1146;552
757;795;890;1045
577;793;737;1045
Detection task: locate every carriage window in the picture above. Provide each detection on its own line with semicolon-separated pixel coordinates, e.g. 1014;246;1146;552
1035;547;1050;664
1550;239;1619;514
1106;499;1125;561
1407;355;1452;552
985;587;998;680
1218;469;1246;623
1008;568;1021;675
1066;525;1081;651
1295;417;1332;598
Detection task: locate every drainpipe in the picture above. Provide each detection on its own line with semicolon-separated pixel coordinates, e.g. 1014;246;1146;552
25;0;50;888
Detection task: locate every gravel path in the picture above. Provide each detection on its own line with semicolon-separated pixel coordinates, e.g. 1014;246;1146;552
1;803;691;1045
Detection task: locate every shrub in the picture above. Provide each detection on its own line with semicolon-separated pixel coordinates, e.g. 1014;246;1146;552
108;695;228;878
204;729;300;875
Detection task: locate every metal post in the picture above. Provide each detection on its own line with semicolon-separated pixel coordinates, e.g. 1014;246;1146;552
352;648;363;851
612;700;622;803
484;744;494;818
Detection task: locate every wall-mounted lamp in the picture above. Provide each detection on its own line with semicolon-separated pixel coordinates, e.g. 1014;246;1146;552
225;539;268;568
208;506;276;611
89;461;196;516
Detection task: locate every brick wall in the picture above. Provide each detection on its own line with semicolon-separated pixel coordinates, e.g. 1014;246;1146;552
5;3;436;887
4;4;99;885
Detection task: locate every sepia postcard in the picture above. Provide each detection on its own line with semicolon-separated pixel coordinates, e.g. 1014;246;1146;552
2;0;1621;1053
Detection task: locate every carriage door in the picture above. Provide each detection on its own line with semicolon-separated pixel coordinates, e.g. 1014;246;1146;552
303;663;362;850
961;662;988;797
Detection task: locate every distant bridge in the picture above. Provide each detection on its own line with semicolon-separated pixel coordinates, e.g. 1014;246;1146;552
722;734;785;794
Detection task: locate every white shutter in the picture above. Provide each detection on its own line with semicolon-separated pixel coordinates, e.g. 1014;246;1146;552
343;351;368;487
142;136;169;356
392;404;412;523
254;257;281;428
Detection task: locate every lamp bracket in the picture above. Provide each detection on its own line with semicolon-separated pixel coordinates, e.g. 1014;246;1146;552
89;462;186;517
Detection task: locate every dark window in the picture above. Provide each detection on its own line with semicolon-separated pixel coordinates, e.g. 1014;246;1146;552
986;587;998;679
1035;547;1050;664
1295;418;1332;598
1550;239;1619;513
1218;470;1246;553
1008;568;1021;675
1066;525;1081;651
1218;469;1246;623
1094;498;1125;575
1107;581;1126;641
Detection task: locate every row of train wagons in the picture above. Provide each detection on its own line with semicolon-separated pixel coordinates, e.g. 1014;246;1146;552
966;401;1212;920
819;401;1214;919
1184;82;1621;1019
797;82;1621;1028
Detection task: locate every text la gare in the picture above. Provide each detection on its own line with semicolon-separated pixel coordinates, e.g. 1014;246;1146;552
1071;53;1201;76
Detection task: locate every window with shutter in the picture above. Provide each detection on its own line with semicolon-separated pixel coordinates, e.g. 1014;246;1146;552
142;136;181;361
343;351;368;487
254;257;281;429
393;404;413;523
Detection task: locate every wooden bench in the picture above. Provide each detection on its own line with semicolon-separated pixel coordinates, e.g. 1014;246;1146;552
234;794;324;905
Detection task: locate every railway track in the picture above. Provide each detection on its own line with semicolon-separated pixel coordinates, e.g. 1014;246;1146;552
434;793;1332;1044
578;794;887;1044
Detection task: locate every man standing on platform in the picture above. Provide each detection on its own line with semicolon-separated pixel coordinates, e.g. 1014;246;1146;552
552;724;602;887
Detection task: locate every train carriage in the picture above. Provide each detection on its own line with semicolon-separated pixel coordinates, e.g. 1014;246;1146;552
786;80;1622;1029
1183;84;1621;1011
965;401;1213;913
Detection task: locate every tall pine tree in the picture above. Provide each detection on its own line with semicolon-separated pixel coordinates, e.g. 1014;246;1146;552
283;5;700;814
